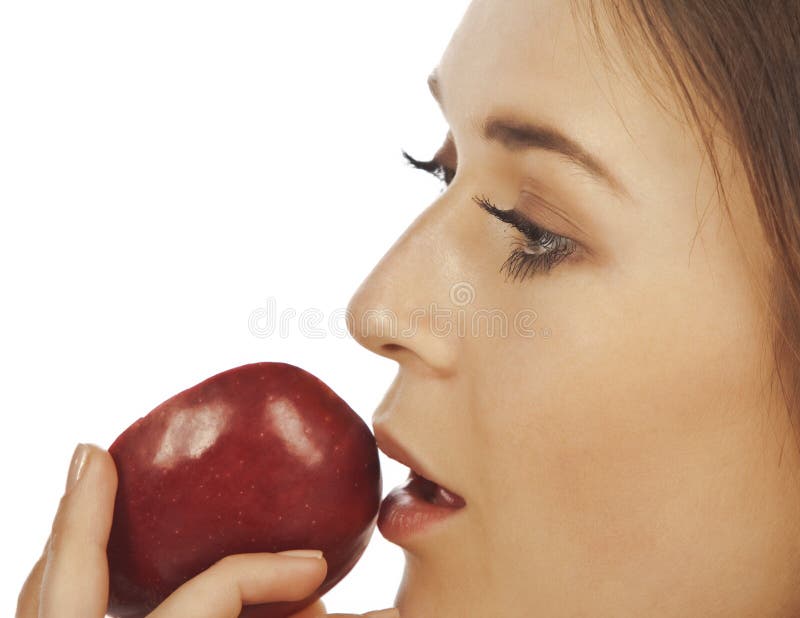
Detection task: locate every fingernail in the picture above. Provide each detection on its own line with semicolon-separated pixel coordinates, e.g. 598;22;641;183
66;444;90;493
277;549;324;559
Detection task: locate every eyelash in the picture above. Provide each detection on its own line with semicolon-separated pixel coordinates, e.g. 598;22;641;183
401;149;578;281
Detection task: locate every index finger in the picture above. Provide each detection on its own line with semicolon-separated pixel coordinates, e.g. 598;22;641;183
146;552;328;618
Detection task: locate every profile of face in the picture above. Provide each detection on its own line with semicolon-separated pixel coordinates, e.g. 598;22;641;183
347;1;800;617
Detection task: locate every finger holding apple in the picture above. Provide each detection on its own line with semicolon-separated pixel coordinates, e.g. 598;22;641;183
23;446;344;618
144;550;329;618
17;363;390;618
16;444;118;618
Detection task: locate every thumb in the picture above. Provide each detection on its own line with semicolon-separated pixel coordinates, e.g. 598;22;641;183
38;444;119;618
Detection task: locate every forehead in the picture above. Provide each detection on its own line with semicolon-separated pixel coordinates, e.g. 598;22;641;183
435;0;693;201
438;0;612;127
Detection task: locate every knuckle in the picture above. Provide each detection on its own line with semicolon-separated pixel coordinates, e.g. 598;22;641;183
16;553;47;617
48;500;78;555
210;553;239;575
47;526;64;556
49;493;72;537
52;493;69;522
16;578;35;616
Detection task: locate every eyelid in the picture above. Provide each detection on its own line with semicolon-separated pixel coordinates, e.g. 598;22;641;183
517;190;592;247
404;136;590;253
473;195;544;240
520;191;607;264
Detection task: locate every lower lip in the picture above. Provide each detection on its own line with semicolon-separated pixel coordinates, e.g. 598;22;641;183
378;471;466;544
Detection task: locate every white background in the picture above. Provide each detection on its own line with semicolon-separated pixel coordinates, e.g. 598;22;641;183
0;2;471;614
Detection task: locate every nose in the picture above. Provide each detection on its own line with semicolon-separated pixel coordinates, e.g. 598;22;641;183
346;201;461;377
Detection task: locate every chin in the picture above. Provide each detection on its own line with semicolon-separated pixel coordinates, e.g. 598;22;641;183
393;553;483;618
394;577;444;618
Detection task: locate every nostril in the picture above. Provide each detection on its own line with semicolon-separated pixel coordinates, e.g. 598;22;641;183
382;343;404;354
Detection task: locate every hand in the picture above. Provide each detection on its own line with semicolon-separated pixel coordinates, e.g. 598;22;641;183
16;443;399;618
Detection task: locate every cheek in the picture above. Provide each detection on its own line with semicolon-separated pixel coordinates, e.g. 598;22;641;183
462;210;774;566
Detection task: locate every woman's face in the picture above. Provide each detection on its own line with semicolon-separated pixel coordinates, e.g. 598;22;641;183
348;1;800;616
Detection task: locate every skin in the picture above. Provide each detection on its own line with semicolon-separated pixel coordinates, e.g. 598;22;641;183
346;0;800;616
16;444;399;618
17;2;800;617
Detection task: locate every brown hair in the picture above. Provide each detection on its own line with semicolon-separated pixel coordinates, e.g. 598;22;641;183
571;1;800;444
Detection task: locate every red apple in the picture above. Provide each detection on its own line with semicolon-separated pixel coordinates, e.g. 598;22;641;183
106;362;381;618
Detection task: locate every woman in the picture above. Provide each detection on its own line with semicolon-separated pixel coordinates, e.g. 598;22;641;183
17;0;800;616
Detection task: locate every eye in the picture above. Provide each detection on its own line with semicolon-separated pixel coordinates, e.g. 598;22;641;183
473;195;579;281
401;149;455;189
401;148;578;281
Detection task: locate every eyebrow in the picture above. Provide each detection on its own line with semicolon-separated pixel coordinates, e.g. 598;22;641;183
427;71;629;199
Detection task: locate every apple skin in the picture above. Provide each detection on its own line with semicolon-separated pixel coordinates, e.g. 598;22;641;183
106;362;381;618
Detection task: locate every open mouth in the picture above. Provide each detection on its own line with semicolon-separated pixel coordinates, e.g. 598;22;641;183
406;470;466;509
374;426;466;509
378;458;467;544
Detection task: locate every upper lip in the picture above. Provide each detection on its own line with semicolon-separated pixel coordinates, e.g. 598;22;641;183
373;425;465;501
